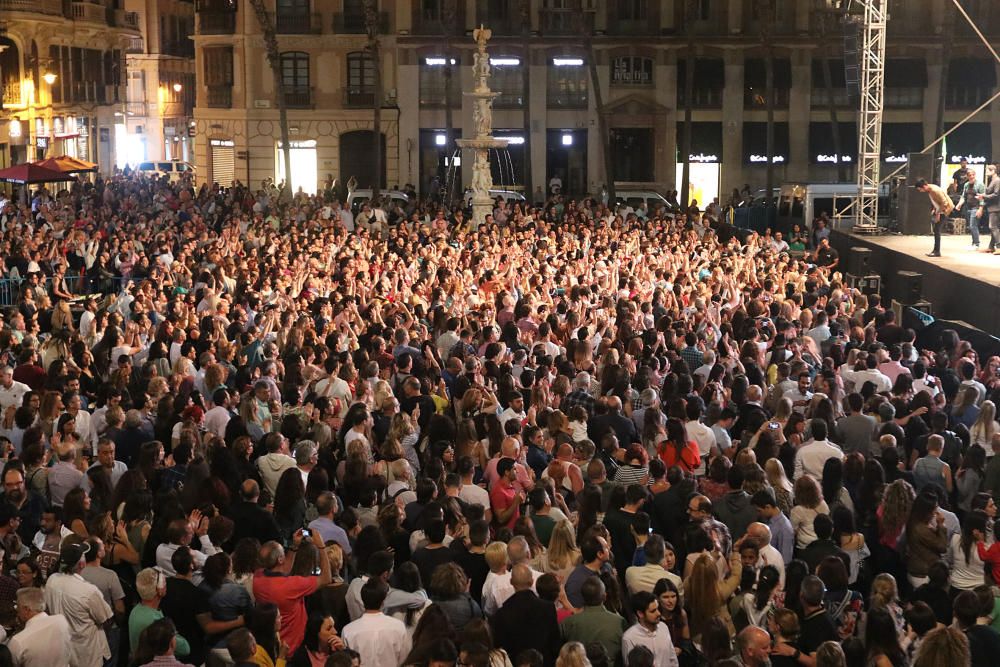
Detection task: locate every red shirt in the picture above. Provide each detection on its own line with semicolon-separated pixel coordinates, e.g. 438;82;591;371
490;480;519;529
252;569;319;653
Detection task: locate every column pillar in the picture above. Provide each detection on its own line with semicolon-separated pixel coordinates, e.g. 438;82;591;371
788;51;811;181
529;57;547;197
721;52;744;195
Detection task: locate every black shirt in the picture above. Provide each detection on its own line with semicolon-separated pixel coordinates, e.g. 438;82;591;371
798;608;837;655
451;543;490;604
965;624;1000;667
161;577;211;665
410;544;456;585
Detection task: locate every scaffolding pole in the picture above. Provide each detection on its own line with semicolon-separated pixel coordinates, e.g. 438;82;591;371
853;0;888;233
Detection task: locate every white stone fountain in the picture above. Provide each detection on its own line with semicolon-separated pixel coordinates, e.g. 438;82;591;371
455;26;509;228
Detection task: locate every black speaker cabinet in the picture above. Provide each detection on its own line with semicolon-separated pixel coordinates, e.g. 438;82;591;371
893;270;923;305
906;152;936;185
847;246;873;276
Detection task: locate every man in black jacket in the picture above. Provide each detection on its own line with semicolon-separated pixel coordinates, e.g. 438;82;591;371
224;479;281;547
492;564;561;666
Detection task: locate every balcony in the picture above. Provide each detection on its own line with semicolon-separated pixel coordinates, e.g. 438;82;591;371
343;87;374;107
125;36;145;53
946;86;993;109
2;82;23;107
676;88;723;109
540;8;592;35
811;88;852;108
0;0;63;16
274;11;321;34
199;11;236;34
743;88;790;109
547;90;588;109
207;85;232;108
162;40;195;58
126;101;148;116
70;80;100;104
282;85;313;108
607;18;658;36
333;10;388;34
113;9;139;28
70;1;109;25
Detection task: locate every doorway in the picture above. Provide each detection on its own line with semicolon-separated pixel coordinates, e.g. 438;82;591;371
545;129;587;196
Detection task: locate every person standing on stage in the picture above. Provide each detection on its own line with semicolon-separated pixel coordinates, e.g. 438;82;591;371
915;178;955;258
956;169;986;250
980;163;1000;254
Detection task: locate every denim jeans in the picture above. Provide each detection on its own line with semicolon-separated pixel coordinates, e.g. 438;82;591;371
968;208;981;246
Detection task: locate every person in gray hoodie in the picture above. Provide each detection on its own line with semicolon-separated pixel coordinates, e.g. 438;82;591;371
713;465;757;541
256;432;296;497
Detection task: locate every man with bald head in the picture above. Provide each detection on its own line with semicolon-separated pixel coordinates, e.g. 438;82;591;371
736;626;772;667
588;395;640;447
225;479;282;545
482;436;535;493
746;522;785;588
483;536;543;613
491;564;561;666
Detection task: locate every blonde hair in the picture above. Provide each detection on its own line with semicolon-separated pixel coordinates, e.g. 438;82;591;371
870;573;899;609
765;458;793;493
686;554;724;639
485;541;509;572
545;520;581;572
555;642;590;667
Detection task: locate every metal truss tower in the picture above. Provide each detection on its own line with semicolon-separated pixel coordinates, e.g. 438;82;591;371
853;0;888;233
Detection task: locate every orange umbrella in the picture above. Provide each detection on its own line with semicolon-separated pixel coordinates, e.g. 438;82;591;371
33;155;97;173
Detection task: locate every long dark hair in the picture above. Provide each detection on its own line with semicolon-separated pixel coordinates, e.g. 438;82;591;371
962;511;987;565
754;565;781;611
393;562;425;627
273;467;305;521
821;457;845;507
248;603;280;660
865;607;905;665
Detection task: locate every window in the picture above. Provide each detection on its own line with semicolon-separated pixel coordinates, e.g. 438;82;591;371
490;57;524;108
346;51;376;105
421;0;441;21
347;51;375;90
281;51;309;88
698;0;710;20
204;46;233;86
276;0;311;32
342;0;365;31
611;56;653;86
419;57;459;107
611;128;654;182
619;0;647;20
547;59;587;108
280;51;310;106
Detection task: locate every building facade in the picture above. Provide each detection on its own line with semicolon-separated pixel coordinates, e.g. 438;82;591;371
192;0;1000;200
123;0;196;164
0;0;140;173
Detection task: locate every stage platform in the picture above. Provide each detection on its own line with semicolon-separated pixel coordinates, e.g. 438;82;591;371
830;230;1000;335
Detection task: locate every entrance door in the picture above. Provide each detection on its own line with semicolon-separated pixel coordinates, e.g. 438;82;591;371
340;130;386;189
545;129;587;196
276;139;318;194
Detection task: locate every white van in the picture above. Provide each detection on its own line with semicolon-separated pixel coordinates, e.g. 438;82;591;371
135;161;196;183
346;189;411;215
614;190;672;215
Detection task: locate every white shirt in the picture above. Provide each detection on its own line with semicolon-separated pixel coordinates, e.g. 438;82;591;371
499;407;526;428
43;572;113;667
622;622;679;667
342;612;412;667
848;369;892;394
757;543;786;588
203;405;231;439
79;310;96;341
155;537;218;586
458;483;490;510
783;388;814;414
8;611;72;667
483;567;542;615
685;420;717;476
794;439;844;481
0;379;30;413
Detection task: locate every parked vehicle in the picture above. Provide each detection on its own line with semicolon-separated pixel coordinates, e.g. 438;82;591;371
346;189;411;215
463;188;527;207
135;161;196;182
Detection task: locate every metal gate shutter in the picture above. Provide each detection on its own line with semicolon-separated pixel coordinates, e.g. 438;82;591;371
211;140;235;186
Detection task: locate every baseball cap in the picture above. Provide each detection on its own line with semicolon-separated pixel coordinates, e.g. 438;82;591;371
59;541;90;568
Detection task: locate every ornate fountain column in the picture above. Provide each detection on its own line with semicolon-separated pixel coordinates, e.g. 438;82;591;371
455;26;508;228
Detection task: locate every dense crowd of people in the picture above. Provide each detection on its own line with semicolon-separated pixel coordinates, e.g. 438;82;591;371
0;169;997;667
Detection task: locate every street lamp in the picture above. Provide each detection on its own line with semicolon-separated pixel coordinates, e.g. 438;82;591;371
172;83;182;93
42;70;56;85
